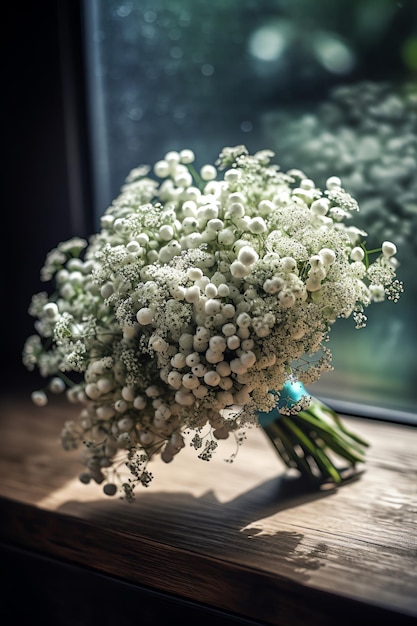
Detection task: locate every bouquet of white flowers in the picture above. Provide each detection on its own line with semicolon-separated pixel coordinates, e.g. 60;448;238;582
23;146;403;501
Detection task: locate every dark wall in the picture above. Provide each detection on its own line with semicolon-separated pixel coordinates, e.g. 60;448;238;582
2;1;91;392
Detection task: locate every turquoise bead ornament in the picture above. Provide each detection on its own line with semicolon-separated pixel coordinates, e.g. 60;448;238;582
258;379;369;486
258;379;309;426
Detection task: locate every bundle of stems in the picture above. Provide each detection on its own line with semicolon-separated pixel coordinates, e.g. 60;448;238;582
258;381;369;486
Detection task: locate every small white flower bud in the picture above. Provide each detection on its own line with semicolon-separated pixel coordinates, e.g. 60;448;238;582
300;178;315;190
263;277;284;294
196;326;211;340
182;373;200;389
227;192;246;204
185;352;200;367
154;160;170;177
93;406;114;420
193;384;208;398
205;299;221;315
115;399;128;413
186;232;203;248
309;266;326;281
121;386;135;402
167;371;183;389
175;390;194;406
182;200;197;217
209;335;227;352
85;383;101;400
217;228;236;246
147;250;159;263
136;233;149;245
185;257;202;276
164;150;180;163
224;168;241;183
200;164;217;180
126;240;141;254
326;176;342;189
254;325;271;337
192;363;207;377
175;171;193;187
235;216;251;233
382;241;397;257
350;247;365;261
145;385;160;398
195;276;210;291
227;335;241;350
179;333;194;350
159;224;174;241
205;348;224;364
184;186;201;202
118;417;134;432
43;302;59;319
306;277;322;292
205;283;218;298
281;257;297;272
222;323;236;337
179;149;195;163
198;204;218;221
48;377;66;394
233;388;251;405
230;260;251;278
236;312;251;328
238;245;259;266
185;285;201;303
136;307;154;325
241;339;254;350
100;214;114;228
216;391;234;406
193;334;207;350
230;359;247;375
239;350;256;368
140;431;154;446
278;290;296;308
219;376;233;390
235;373;250;384
31;390;48;406
309;255;324;268
69;271;84;286
216;284;229;298
171;353;187;369
248;217;267;234
216;361;231;377
171;285;186;300
319;248;336;265
258;199;274;215
207;218;224;232
97;378;114;394
310;198;330;215
204;370;221;386
293;187;315;204
150;336;169;353
227;202;245;218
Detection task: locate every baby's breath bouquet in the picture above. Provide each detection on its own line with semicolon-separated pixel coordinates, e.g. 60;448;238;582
23;146;403;501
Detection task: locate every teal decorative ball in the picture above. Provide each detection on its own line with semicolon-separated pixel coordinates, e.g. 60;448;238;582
257;380;310;426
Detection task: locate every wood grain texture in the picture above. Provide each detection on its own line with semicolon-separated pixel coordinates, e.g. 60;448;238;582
0;392;416;625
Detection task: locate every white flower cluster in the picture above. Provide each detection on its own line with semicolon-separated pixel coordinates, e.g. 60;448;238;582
23;146;402;499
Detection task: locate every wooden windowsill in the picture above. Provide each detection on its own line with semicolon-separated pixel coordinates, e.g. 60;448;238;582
0;392;416;625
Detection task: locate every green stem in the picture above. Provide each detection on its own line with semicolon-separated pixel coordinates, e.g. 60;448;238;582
282;416;343;483
260;394;369;485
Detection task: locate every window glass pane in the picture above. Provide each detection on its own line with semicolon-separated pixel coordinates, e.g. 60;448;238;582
83;0;417;418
